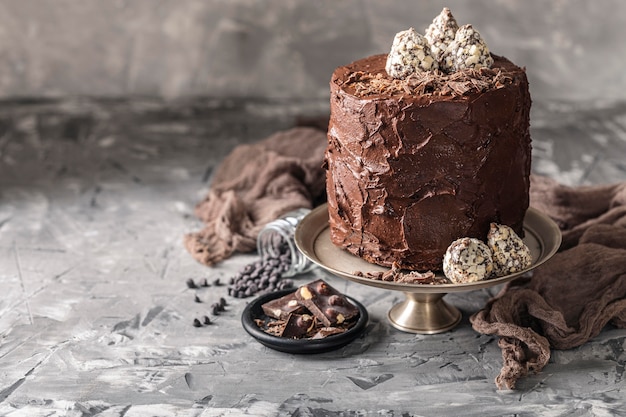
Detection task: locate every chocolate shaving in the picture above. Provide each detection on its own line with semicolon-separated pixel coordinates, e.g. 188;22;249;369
353;262;449;285
347;67;513;98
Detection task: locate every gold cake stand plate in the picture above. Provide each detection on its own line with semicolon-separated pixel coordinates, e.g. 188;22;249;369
295;204;562;334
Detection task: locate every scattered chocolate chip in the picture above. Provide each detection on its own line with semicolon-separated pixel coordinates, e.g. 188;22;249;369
200;278;210;287
219;297;227;308
211;303;221;315
194;294;202;303
186;278;198;289
203;315;212;325
213;278;223;286
193;318;203;327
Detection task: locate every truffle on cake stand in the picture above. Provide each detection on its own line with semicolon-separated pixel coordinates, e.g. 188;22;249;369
295;204;561;334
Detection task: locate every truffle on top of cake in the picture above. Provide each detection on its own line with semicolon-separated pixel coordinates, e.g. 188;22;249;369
424;7;459;61
440;24;494;73
385;28;438;79
386;7;493;77
347;8;509;99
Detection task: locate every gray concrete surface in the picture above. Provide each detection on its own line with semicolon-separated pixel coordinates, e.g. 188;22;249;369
0;97;624;415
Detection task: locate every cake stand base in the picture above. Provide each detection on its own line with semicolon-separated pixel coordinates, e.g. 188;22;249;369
388;292;461;334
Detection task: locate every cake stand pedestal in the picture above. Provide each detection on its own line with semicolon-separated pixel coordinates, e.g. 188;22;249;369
295;204;562;334
388;292;461;334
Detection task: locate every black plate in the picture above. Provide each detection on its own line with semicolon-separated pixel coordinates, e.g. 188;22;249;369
241;288;369;354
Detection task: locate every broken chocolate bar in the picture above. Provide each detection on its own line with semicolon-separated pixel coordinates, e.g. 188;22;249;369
311;327;346;339
281;313;315;338
295;279;359;327
252;280;363;342
261;291;306;320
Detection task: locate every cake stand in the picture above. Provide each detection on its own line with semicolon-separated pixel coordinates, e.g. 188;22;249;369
294;204;561;334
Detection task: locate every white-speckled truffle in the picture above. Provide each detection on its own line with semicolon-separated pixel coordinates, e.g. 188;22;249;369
440;24;493;73
425;7;459;61
487;223;533;276
443;237;494;283
386;27;438;79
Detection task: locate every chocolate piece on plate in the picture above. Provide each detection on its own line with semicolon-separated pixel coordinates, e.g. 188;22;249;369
281;314;315;338
311;327;346;339
261;291;306;320
255;318;287;337
295;279;359;327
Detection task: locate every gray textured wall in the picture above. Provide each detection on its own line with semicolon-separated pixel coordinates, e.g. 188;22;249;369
0;0;624;102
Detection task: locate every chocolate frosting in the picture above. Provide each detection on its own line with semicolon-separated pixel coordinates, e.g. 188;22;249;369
325;54;532;271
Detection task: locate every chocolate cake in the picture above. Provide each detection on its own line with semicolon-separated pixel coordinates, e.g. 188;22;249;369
324;10;532;271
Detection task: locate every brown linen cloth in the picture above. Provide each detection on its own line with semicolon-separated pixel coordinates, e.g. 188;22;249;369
471;175;626;390
184;127;327;266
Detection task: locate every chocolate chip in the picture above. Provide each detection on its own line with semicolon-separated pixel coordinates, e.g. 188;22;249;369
200;278;210;287
186;278;198;289
194;294;202;303
193;318;203;327
211;303;221;315
226;239;295;299
203;315;212;325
